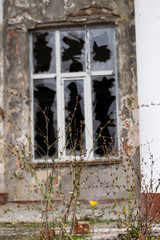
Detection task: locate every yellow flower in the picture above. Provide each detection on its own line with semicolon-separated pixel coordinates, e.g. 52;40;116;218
89;200;98;207
122;207;126;215
12;222;15;225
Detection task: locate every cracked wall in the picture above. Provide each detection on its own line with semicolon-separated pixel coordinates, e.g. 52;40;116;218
2;0;139;204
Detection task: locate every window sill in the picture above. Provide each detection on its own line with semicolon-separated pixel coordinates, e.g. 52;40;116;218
33;157;121;169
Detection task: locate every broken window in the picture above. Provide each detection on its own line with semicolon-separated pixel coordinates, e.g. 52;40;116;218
33;32;55;74
64;80;85;155
61;30;85;73
31;26;118;161
90;28;115;71
92;76;117;157
34;78;57;158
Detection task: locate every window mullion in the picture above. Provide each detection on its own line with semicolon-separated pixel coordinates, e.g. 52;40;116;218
84;26;93;160
91;70;114;76
114;30;120;152
30;33;36;161
32;73;57;79
56;30;65;160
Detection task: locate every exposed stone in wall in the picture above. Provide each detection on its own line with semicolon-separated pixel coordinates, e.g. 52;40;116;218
3;0;139;201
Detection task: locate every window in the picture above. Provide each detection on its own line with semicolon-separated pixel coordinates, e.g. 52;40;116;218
30;25;118;162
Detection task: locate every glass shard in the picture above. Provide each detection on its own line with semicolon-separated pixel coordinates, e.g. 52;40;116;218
34;78;57;158
64;80;85;155
61;30;85;72
33;31;55;74
90;28;115;71
92;76;117;157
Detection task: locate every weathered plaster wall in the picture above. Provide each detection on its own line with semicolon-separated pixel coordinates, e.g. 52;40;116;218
0;0;5;193
3;0;139;202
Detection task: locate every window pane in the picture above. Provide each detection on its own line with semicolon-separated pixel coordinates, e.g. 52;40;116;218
61;30;85;72
34;79;57;158
64;80;85;155
92;76;117;157
90;28;115;71
33;32;55;74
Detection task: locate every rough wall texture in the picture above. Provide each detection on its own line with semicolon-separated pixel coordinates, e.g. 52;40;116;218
2;0;139;207
0;0;5;193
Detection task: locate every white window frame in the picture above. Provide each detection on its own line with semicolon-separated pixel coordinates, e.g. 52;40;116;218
29;25;119;163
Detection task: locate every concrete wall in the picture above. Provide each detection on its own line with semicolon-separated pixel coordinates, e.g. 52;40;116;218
2;0;139;205
135;0;160;192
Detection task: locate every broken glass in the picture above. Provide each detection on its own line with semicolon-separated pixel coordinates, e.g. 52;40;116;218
61;30;85;73
64;80;85;155
91;76;117;157
33;31;55;74
90;28;115;71
34;78;57;158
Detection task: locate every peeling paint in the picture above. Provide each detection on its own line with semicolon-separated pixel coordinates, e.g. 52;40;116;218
8;13;43;24
15;0;30;8
64;0;76;13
